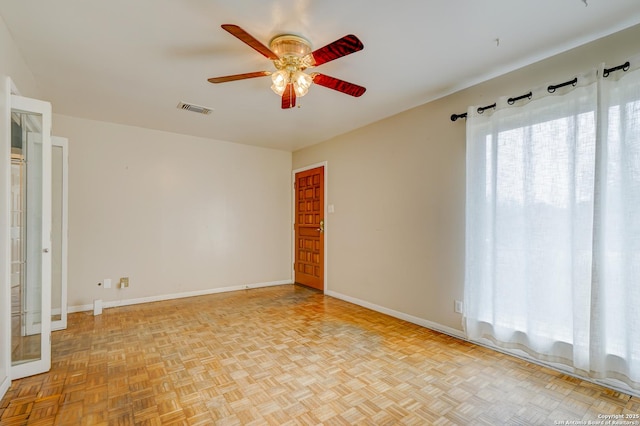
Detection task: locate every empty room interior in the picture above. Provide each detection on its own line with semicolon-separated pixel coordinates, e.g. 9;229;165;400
1;1;640;424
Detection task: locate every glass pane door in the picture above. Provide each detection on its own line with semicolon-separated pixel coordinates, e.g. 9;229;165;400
51;137;68;331
10;94;52;380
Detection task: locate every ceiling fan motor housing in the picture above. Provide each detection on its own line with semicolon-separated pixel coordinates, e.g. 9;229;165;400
270;35;313;71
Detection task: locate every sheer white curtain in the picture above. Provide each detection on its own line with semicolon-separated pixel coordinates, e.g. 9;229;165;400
591;58;640;386
464;57;640;392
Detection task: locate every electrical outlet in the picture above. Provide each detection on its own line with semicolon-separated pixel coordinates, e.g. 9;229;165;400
119;277;129;288
104;278;112;289
454;300;463;314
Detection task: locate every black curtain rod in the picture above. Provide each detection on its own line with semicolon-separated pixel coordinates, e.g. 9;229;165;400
450;60;632;122
603;61;630;78
508;91;532;105
547;77;577;93
451;101;497;121
477;103;496;114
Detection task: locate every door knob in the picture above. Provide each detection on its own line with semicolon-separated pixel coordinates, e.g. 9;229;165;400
43;248;49;253
317;220;324;233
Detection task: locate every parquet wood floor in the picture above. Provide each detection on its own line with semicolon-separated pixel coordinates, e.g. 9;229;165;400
1;284;638;425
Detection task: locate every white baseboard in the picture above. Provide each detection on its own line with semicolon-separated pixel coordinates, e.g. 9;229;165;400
68;280;292;313
325;290;640;397
325;290;466;340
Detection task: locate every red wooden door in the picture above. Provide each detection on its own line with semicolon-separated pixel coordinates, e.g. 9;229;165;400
294;167;324;291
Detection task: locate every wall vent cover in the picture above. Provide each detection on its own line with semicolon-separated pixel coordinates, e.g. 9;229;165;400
177;101;213;115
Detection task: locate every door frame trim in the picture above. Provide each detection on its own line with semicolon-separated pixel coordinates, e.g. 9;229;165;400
292;161;328;292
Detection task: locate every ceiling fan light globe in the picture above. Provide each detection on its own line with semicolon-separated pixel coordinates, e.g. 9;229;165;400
271;84;286;96
271;70;289;95
293;71;312;97
294;85;308;97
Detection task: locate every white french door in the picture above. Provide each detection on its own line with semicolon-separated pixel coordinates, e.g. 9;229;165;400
10;94;52;380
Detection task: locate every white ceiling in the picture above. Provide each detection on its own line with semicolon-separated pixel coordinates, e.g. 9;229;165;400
2;1;640;151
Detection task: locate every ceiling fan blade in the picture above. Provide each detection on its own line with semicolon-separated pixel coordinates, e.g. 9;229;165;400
311;73;366;97
208;71;271;83
221;24;279;60
309;34;363;67
282;83;296;109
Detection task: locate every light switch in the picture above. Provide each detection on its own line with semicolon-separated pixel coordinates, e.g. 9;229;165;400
104;279;111;289
328;204;335;214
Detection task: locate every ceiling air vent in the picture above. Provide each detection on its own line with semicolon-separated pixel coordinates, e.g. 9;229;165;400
177;101;213;115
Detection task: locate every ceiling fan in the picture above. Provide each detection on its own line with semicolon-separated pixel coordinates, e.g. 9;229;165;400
208;24;366;109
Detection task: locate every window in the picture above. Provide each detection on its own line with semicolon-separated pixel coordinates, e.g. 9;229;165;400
465;62;640;393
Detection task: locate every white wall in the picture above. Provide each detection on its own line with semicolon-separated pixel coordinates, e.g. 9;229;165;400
52;114;292;309
0;14;41;400
293;23;640;335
